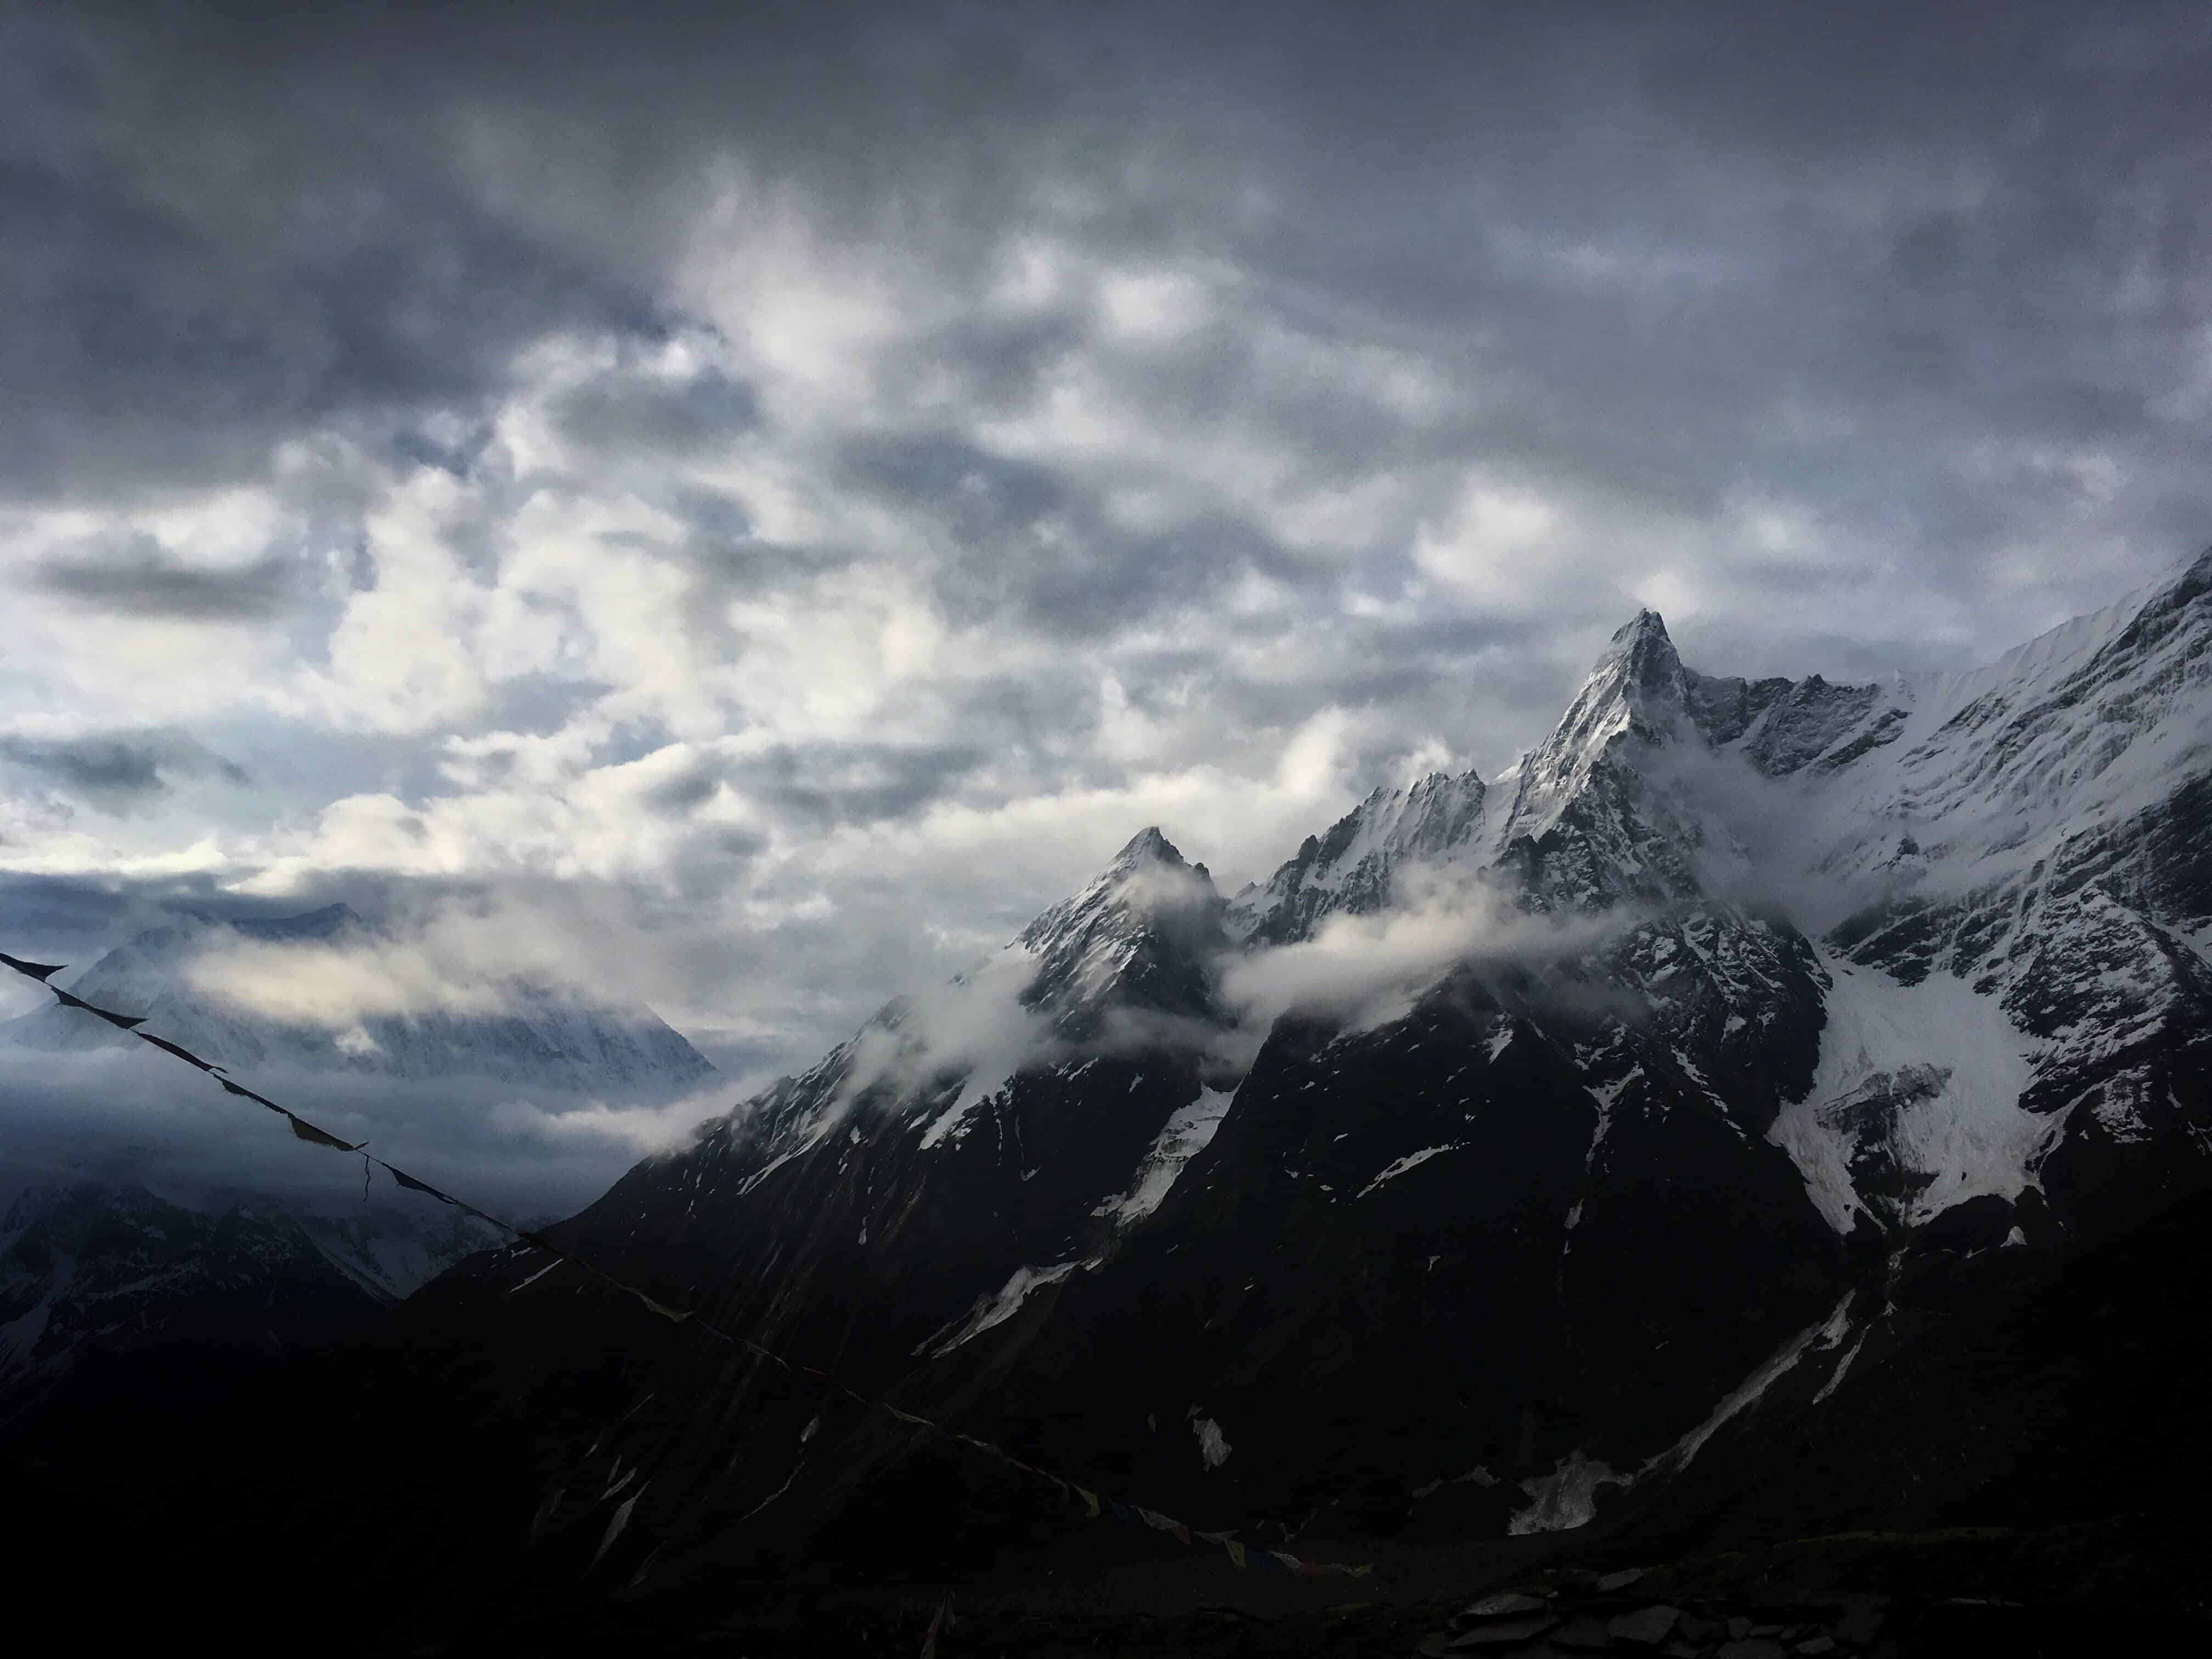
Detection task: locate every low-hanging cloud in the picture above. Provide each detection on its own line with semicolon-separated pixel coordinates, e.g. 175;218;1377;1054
184;935;519;1025
830;950;1057;1116
815;855;1639;1128
1217;870;1637;1054
178;893;629;1027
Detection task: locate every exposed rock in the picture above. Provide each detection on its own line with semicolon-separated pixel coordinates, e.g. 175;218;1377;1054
1458;1592;1551;1620
1832;1603;1884;1646
1550;1617;1618;1650
1607;1604;1683;1644
1447;1615;1560;1648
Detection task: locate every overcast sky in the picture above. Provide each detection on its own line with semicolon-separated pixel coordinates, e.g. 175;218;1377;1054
4;2;2211;1194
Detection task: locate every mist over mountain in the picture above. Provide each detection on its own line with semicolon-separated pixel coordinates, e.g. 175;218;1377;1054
0;910;721;1434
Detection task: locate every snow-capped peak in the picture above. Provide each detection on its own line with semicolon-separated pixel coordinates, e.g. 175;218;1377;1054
1493;608;1689;850
1108;825;1180;870
1224;768;1488;947
1599;608;1688;714
1013;830;1223;1029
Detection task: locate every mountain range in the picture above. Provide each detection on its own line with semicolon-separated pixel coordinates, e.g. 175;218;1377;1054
13;556;2211;1652
368;551;2212;1640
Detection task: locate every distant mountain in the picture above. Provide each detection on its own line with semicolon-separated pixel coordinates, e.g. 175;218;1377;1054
1;904;720;1435
7;902;719;1101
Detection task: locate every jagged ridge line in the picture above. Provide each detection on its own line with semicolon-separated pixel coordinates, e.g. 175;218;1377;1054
1;945;1370;1579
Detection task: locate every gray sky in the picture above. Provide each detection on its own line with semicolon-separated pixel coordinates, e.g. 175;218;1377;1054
4;1;2210;1195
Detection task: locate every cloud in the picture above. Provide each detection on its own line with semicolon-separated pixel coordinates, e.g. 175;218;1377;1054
34;532;301;620
0;726;250;810
832;950;1058;1119
177;892;633;1027
550;365;761;455
183;935;516;1025
1217;869;1635;1051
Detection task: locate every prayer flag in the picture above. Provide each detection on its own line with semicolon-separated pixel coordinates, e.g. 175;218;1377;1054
1076;1487;1099;1519
0;951;65;981
137;1032;221;1071
630;1288;693;1323
386;1165;459;1205
287;1114;364;1151
53;988;142;1028
218;1077;284;1111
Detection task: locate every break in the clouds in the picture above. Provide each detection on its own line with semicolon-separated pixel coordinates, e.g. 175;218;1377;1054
4;1;2211;1204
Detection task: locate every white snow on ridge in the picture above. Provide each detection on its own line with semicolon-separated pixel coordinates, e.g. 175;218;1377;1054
1770;948;2050;1231
923;1259;1085;1357
1190;1412;1232;1468
1095;1087;1233;1226
1508;1293;1861;1534
1646;1292;1856;1477
1507;1448;1625;1534
918;1076;1012;1151
1356;1142;1460;1200
1785;559;2212;923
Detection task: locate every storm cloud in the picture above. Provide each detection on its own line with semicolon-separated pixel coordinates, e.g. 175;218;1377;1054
5;1;2211;1211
